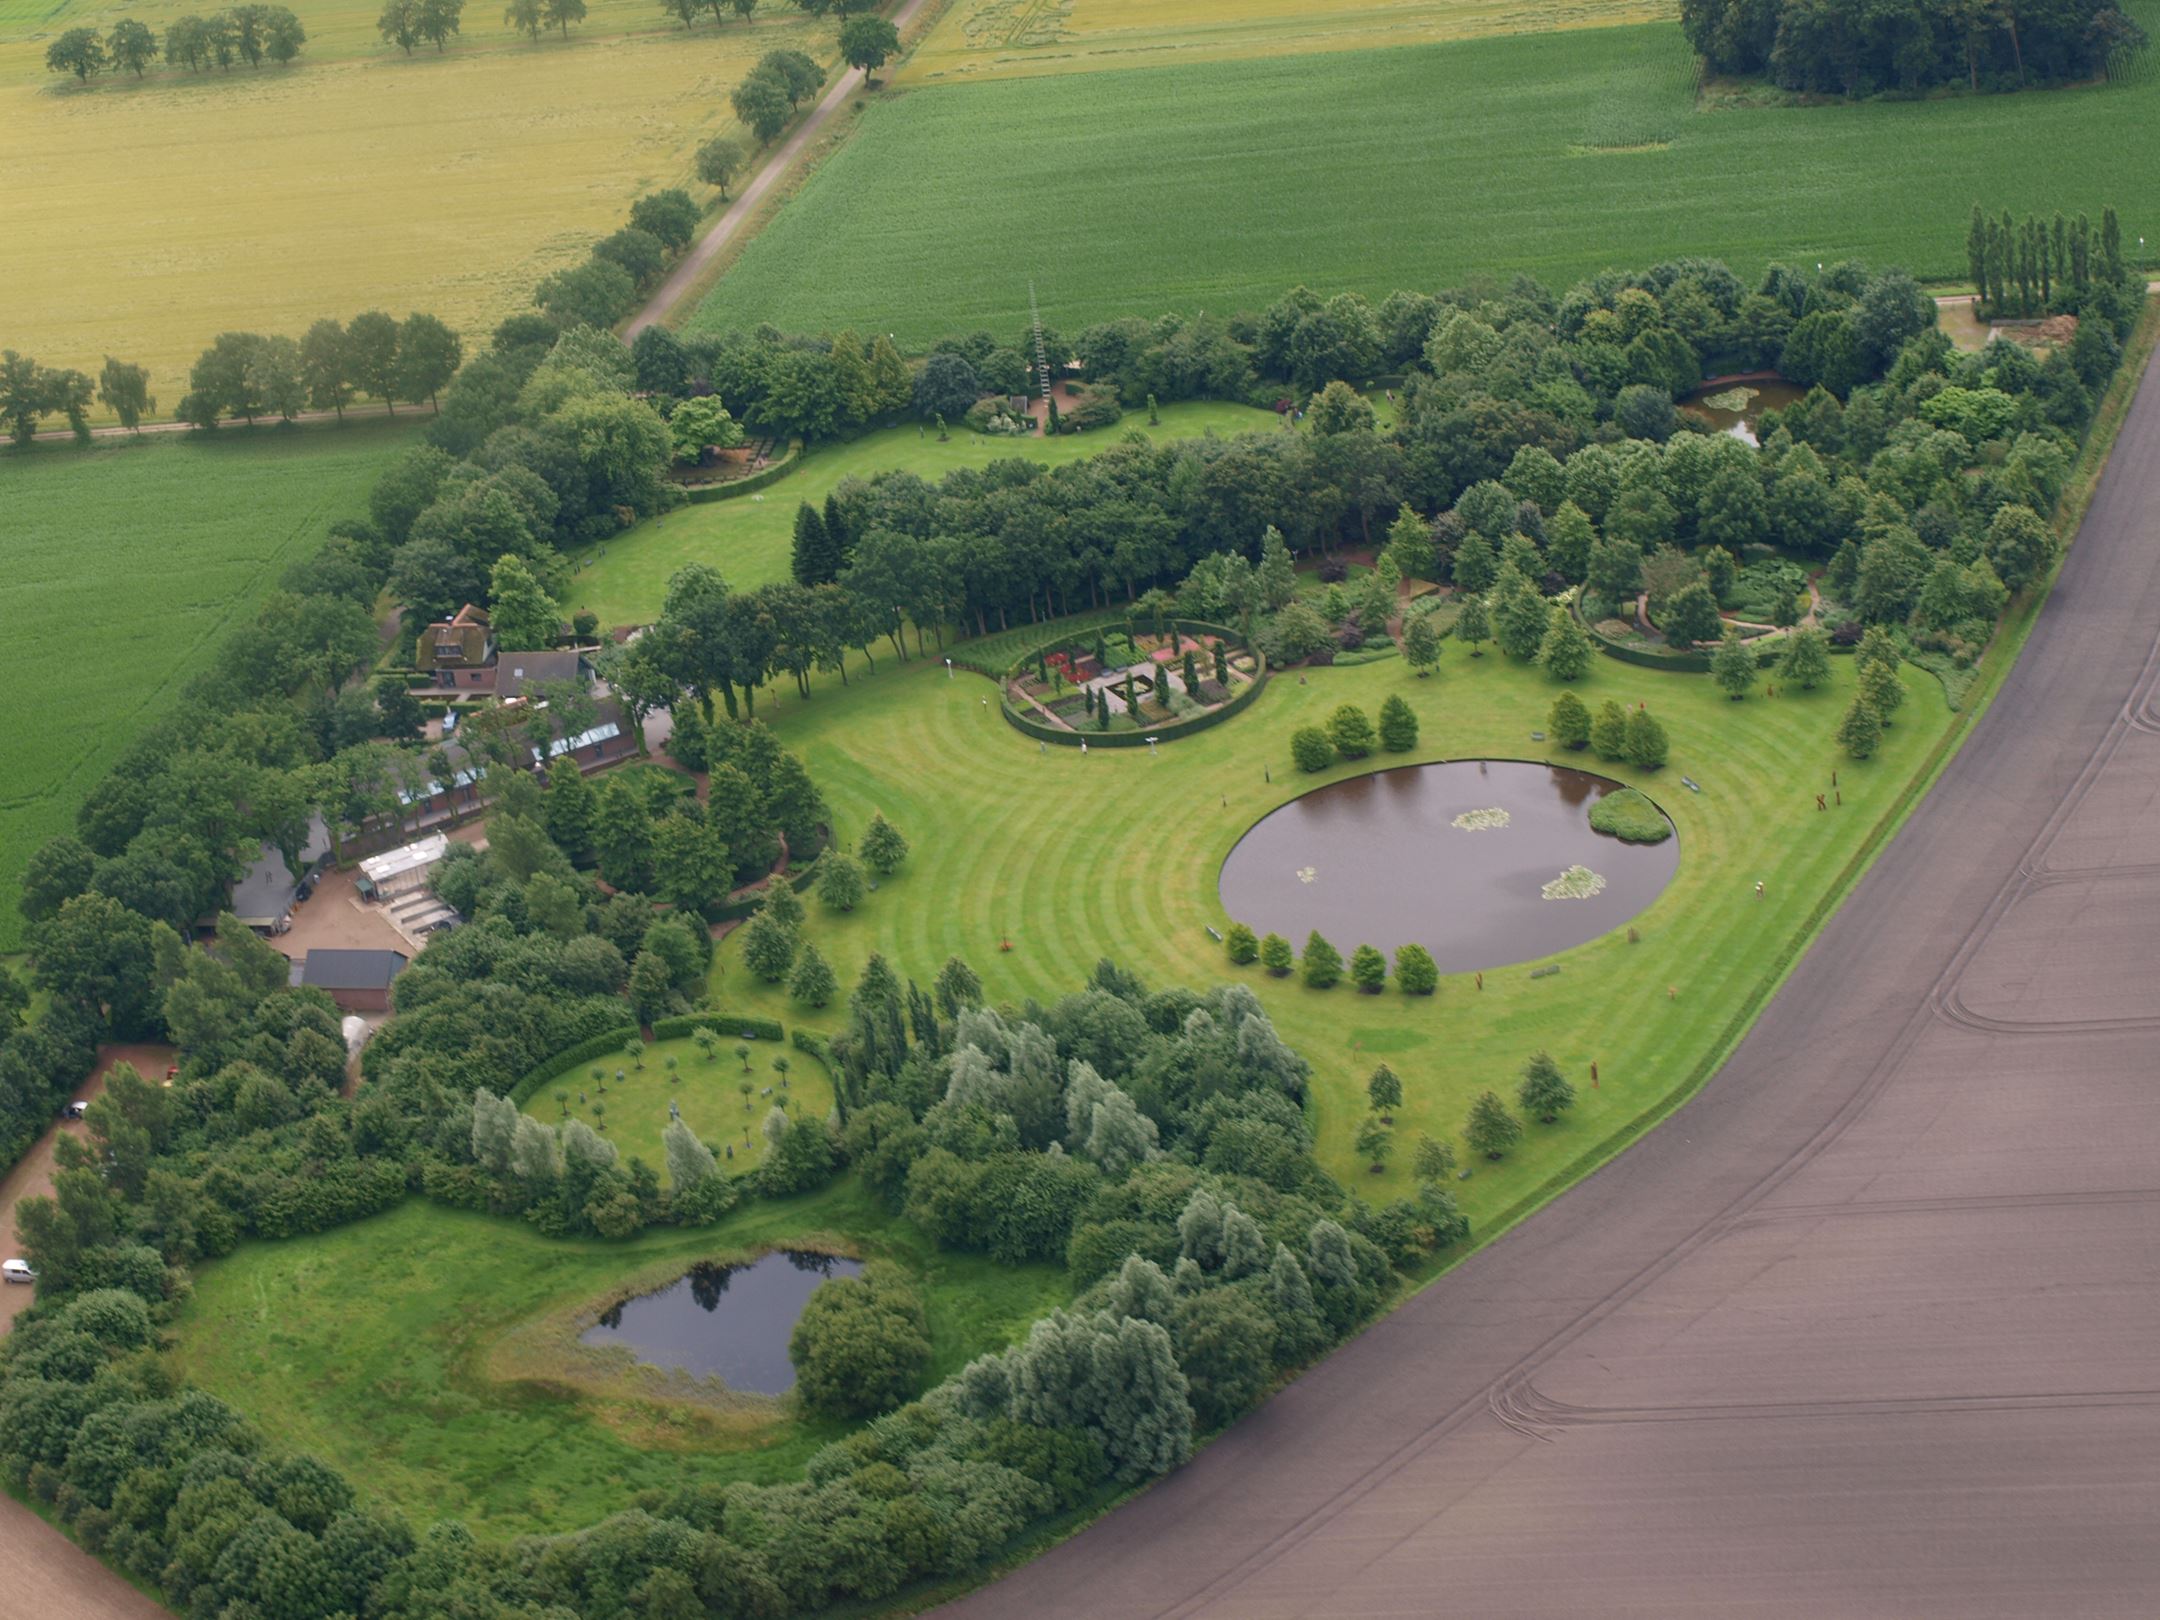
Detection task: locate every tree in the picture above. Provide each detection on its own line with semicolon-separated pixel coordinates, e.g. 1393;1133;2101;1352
1327;703;1375;759
790;1263;931;1418
1349;944;1388;994
1386;505;1436;582
417;0;463;48
505;0;543;37
1454;593;1489;655
488;553;559;651
1464;1089;1521;1159
668;394;742;464
1224;922;1258;964
46;26;105;79
913;351;979;421
630;189;700;253
1366;1063;1403;1117
1548;690;1591;750
695;134;746;196
859;812;908;875
1985;504;2056;592
731;68;793;142
740;906;797;982
1779;626;1831;690
1517;1050;1575;1123
0;352;44;444
393;313;460;408
1259;932;1293;976
1413;1132;1456;1183
1537;604;1593;681
817;850;866;911
1353;1115;1393;1173
1659;580;1722;649
345;310;400;408
1394;941;1437;995
107;17;157;74
542;0;587;34
1300;931;1342;989
1711;626;1755;700
1623;707;1669;769
1377;693;1418;752
1590;698;1629;760
1838;695;1882;759
789;940;837;1006
377;0;422;51
1858;657;1905;726
838;12;898;77
1255;526;1297;611
1290;725;1333;773
1403;613;1441;677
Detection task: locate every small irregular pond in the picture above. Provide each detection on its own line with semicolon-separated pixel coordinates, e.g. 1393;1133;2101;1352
1219;760;1678;974
581;1250;862;1393
1680;379;1807;446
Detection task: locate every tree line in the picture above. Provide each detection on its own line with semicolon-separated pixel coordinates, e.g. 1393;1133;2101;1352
179;313;461;430
1681;0;2146;95
44;5;304;83
0;353;153;443
1967;204;2128;320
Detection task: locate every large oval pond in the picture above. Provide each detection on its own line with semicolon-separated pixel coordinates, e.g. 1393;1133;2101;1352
1219;760;1678;974
581;1250;862;1393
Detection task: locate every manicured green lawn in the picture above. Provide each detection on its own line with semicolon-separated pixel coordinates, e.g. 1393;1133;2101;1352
696;13;2160;345
528;1033;836;1184
565;402;1279;631
169;1184;1067;1536
709;635;1945;1213
0;423;419;951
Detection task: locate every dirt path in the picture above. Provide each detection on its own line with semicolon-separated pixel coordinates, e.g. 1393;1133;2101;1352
623;0;937;340
0;1046;177;1620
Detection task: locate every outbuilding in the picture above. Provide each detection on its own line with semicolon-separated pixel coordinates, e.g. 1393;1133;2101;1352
293;948;409;1013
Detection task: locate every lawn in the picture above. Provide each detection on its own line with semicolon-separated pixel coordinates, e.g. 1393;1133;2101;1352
699;12;2160;346
900;0;1673;84
0;424;419;950
565;401;1277;629
700;631;1947;1213
2;0;831;413
526;1032;838;1183
168;1183;1069;1535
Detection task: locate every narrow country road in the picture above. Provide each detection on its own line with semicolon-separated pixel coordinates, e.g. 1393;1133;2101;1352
0;1049;176;1620
623;0;936;340
945;349;2160;1616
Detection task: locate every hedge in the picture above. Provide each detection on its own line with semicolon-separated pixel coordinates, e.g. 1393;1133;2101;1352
507;1025;640;1108
677;439;805;504
1571;595;1848;673
651;1012;785;1044
790;1027;832;1065
997;619;1269;749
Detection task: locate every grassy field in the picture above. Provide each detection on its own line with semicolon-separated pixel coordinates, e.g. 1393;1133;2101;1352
526;1032;838;1182
700;633;1945;1203
3;0;829;413
900;0;1672;83
699;14;2160;345
566;401;1277;629
0;424;418;950
168;1184;1069;1534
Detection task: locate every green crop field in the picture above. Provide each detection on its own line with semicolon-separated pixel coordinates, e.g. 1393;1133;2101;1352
565;401;1277;630
693;632;1947;1204
697;14;2160;345
169;1187;1069;1534
0;424;417;950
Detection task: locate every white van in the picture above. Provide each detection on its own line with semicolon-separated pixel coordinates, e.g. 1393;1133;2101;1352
2;1259;35;1284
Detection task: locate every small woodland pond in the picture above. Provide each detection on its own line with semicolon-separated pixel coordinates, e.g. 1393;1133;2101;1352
1679;379;1807;446
1219;760;1678;974
581;1251;862;1393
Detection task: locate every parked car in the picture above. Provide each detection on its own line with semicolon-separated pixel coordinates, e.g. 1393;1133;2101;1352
295;876;317;903
2;1260;35;1284
63;1100;88;1120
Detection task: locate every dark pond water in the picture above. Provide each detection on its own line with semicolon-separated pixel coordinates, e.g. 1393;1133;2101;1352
581;1250;862;1393
1680;380;1807;446
1218;760;1678;974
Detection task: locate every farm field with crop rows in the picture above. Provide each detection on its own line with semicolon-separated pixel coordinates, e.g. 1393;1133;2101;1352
3;0;824;412
701;12;2160;345
900;0;1673;83
0;423;417;949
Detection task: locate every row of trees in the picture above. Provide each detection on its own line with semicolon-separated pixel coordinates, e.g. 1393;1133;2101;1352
729;45;826;141
44;6;304;82
1967;205;2128;320
375;0;465;50
179;313;459;429
1681;0;2145;94
0;352;152;443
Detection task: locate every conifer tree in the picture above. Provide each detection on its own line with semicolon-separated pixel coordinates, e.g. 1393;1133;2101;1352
1517;1050;1575;1123
1538;604;1594;681
1465;1089;1522;1160
1711;626;1755;700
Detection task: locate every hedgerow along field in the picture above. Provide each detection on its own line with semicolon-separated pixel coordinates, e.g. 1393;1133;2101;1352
564;400;1276;629
0;424;417;951
899;0;1673;83
169;1187;1069;1534
698;9;2160;346
2;0;828;416
690;630;1947;1206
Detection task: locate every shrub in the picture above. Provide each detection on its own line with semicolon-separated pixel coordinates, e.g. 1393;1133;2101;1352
1258;932;1294;976
1393;942;1438;995
1326;704;1375;759
1590;699;1629;760
1587;787;1669;843
1623;708;1669;769
1348;944;1387;993
1290;726;1334;773
1224;922;1258;965
788;1261;931;1419
1377;694;1418;752
1548;690;1591;750
1300;932;1342;989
